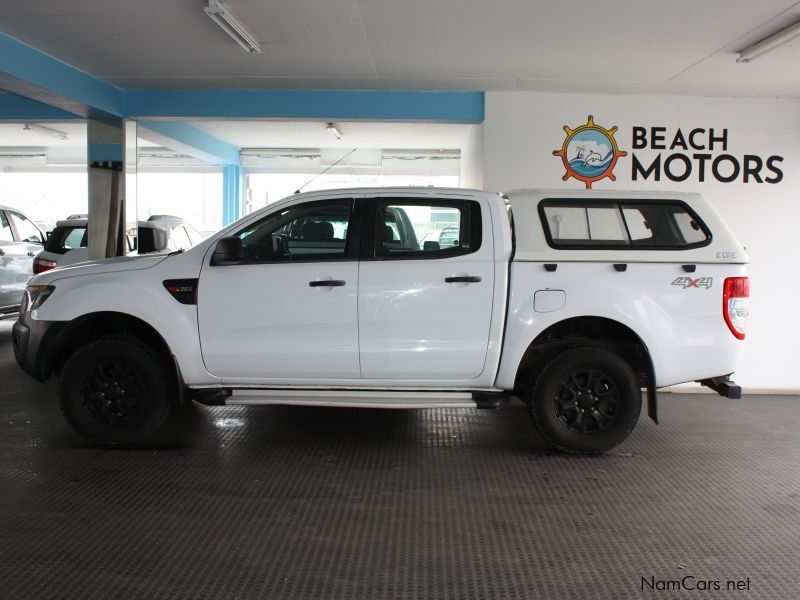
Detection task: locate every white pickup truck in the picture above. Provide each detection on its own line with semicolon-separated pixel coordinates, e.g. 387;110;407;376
12;188;750;453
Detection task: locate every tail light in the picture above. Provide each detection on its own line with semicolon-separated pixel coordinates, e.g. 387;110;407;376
723;277;749;340
33;257;57;274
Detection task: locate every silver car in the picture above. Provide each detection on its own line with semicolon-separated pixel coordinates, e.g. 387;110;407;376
0;206;46;317
33;214;207;275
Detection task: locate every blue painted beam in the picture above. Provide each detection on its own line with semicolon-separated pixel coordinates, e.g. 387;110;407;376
88;143;124;163
0;92;82;120
125;90;484;123
222;165;244;225
0;32;483;123
0;33;123;118
138;120;240;166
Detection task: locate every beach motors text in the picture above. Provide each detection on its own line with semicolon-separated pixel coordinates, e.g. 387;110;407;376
631;127;783;184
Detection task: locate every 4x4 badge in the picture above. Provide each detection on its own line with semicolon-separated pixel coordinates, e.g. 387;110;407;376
672;276;713;289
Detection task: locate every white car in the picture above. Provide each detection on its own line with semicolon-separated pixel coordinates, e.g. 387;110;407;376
0;206;46;317
33;215;207;274
13;188;749;454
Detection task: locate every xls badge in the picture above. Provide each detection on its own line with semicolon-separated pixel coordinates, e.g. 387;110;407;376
553;115;627;189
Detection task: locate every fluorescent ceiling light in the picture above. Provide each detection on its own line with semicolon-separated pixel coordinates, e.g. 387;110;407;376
23;123;69;141
326;123;343;140
205;0;262;54
737;19;800;63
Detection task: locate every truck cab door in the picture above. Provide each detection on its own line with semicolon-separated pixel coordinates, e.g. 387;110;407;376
358;197;495;382
197;197;361;382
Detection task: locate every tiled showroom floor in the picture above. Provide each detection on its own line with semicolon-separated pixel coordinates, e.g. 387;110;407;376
1;321;798;599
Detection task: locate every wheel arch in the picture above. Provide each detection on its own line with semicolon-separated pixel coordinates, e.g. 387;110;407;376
512;315;658;423
44;311;187;402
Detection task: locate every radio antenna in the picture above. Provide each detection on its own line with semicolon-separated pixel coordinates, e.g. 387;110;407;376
294;148;359;194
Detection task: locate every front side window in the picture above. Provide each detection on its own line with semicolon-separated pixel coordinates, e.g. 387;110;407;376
374;200;481;259
236;199;353;262
9;212;44;244
540;200;711;249
0;213;12;242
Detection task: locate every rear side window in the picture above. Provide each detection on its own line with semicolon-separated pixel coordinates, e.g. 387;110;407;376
138;227;168;253
45;226;87;254
373;199;481;259
539;200;711;249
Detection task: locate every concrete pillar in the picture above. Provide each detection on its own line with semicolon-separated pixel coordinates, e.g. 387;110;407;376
124;120;138;248
460;124;484;189
87;118;125;260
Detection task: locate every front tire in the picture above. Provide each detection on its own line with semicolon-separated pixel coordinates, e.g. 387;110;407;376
528;347;641;454
59;336;171;444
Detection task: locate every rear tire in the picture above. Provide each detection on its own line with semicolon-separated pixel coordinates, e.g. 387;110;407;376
59;336;171;444
528;347;641;454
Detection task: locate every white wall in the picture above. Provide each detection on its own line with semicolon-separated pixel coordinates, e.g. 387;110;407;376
0;171;88;231
484;91;800;391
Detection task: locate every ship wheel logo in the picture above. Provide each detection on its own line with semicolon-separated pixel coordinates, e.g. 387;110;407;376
552;115;627;189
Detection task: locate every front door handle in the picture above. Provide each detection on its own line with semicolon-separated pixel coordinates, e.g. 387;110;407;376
309;280;346;287
444;276;481;283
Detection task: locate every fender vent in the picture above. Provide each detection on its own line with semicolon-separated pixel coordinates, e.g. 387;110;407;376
163;279;199;305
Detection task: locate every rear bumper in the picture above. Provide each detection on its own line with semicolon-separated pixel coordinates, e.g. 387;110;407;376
12;314;65;381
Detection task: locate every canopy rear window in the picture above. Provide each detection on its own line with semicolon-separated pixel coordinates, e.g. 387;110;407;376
539;199;712;250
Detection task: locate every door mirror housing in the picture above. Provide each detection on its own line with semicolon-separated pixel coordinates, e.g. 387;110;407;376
211;236;243;266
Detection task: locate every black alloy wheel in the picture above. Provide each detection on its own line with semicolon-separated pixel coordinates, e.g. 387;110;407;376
79;361;143;426
59;336;171;444
553;368;619;434
528;347;641;454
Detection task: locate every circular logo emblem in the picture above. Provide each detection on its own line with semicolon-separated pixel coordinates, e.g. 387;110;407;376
553;115;627;189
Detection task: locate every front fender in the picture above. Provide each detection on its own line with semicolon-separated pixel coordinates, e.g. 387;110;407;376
30;270;219;386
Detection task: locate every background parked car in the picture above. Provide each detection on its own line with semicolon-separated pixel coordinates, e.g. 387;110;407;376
420;225;460;250
0;206;46;317
34;214;206;274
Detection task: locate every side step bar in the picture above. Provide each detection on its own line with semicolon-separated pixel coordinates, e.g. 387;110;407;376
699;376;742;399
194;389;512;409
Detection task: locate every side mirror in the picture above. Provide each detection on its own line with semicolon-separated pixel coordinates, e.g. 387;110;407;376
211;236;243;266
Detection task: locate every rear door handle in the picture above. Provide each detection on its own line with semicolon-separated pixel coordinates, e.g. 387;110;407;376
444;276;481;283
309;280;346;287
